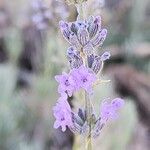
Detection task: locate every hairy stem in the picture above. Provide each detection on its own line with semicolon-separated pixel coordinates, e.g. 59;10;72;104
85;92;92;150
76;3;92;150
86;134;92;150
76;3;85;20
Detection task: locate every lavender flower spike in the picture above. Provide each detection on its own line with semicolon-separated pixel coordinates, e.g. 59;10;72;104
111;98;125;110
52;2;125;149
53;96;73;132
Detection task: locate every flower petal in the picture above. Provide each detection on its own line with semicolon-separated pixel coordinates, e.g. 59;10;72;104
54;121;60;129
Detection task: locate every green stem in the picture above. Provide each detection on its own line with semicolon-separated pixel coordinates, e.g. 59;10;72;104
76;2;92;150
76;3;85;20
86;134;92;150
85;92;92;150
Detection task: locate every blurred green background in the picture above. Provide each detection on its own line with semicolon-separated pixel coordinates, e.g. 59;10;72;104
0;0;150;150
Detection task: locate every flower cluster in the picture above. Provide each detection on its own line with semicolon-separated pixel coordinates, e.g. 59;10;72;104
53;8;124;138
60;16;107;55
55;65;97;97
53;95;124;134
60;15;110;75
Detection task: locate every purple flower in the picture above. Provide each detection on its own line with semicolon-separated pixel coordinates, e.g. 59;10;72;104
100;102;116;122
53;96;73;132
71;66;97;93
100;98;124;123
55;66;96;97
55;72;76;97
111;98;125;110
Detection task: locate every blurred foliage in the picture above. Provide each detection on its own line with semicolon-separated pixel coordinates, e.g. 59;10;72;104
0;0;149;149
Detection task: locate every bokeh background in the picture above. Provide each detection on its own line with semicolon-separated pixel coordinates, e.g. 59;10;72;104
0;0;150;150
